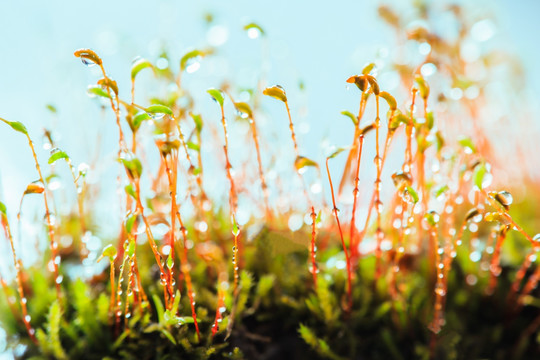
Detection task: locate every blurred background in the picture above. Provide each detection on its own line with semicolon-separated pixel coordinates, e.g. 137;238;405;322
0;0;539;246
1;0;540;356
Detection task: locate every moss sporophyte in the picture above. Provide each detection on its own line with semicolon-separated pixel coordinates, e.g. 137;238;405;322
1;3;540;359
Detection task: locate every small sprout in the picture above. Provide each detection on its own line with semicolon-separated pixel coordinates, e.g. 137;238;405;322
473;162;487;190
379;91;397;111
458;136;476;154
166;253;173;269
24;181;45;195
426;112;435;129
346;75;367;92
190;112;203;133
340;110;358;126
434;185;449;198
0;118;28;135
465;208;480;222
146;104;173;119
232;221;240;236
424;210;440;226
125;213;137;234
415;74;430;100
74;48;102;66
48;150;69;165
180;49;212;72
327;147;348;160
493;191;513;210
207;88;225;107
131;112;151;132
124;184;136;199
87;85;111;99
234;102;253;119
295;156;319;172
121;156;143;180
186;141;200;152
436;131;445;152
0;201;6;215
127;240;136;257
131;58;154;80
97;78;119;96
366;75;380;95
389;112;409;131
362;63;376;75
360;123;375;135
392;172;412;190
97;244;117;263
263;85;287;102
316;210;322;225
46;104;57;114
243;22;265;38
405;186;419;204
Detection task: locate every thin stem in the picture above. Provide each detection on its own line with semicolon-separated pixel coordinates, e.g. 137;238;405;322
326;158;352;311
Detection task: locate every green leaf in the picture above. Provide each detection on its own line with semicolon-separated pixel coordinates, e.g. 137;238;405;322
473;162;487;190
426;111;435;130
458;136;476;154
46;104;57;113
389;113;409;130
0;118;28;135
415;74;430;100
0;201;6;215
180;49;212;71
186;141;200;152
263;85;287;102
406;186;419;204
190;112;203;133
131;58;154;80
127;240;135;257
121;157;143;180
47;301;67;360
295;156;319;171
87;85;111;99
125;213;137;234
101;244;117;259
152;294;165;325
243;22;265;36
167;252;173;269
340;110;358;126
234;102;253;118
48;150;69;164
124;184;136;199
132;112;151;131
146;104;173;116
207;88;225;107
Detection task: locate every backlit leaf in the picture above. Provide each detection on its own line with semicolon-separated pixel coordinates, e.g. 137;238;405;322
234;102;253;118
87;85;111;99
340;110;358;126
295;156;319;171
362;63;376;75
473;162;487;190
48;150;69;164
131;58;154;80
263;85;287;102
243;22;265;36
24;182;45;195
379;91;397;111
0;118;28;135
146;104;173;116
207;88;225;107
74;48;102;66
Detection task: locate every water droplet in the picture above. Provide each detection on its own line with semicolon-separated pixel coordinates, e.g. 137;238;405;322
55;275;63;284
391;171;412;190
24;315;31;323
247;27;261;39
81;58;96;67
495;191;513;207
373;155;382;167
